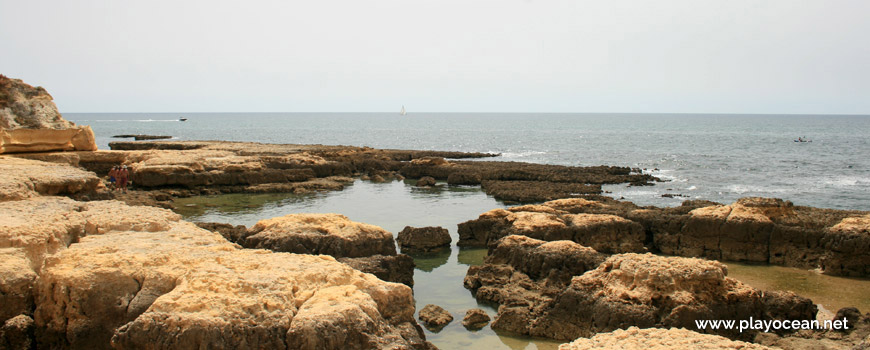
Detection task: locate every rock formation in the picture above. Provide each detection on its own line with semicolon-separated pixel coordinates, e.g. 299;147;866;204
338;254;416;287
241;213;397;258
0;75;96;153
459;197;870;277
458;203;646;254
461;309;491;329
469;246;816;342
418;305;453;329
559;327;774;350
416;176;436;187
0;195;433;349
0;156;101;201
397;226;452;252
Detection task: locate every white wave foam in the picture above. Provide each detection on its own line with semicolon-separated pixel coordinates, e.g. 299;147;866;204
499;151;547;158
823;176;870;188
687;185;697;191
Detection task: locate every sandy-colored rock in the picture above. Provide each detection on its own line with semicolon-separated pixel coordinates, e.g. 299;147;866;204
242;213;397;258
31;215;430;349
462;309;491;329
410;157;450;166
0;75;97;153
559;327;774;350
518;253;817;341
416;176;436;187
397;226;452;252
0;315;35;350
0;157;101;201
458;205;645;253
0;249;37;323
418;304;453;328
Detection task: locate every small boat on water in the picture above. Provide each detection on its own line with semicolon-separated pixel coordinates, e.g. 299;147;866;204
400;106;406;116
179;117;188;122
794;136;811;142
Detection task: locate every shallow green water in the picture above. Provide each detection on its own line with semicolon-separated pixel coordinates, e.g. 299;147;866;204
174;179;562;349
173;179;868;349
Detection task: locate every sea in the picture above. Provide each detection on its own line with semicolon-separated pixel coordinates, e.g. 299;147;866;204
68;112;870;211
65;113;870;350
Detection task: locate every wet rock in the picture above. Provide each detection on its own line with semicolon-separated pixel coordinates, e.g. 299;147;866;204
0;75;97;154
195;222;248;243
559;327;774;350
0;157;101;201
457;205;645;254
0;315;35;350
416;176;436;187
397;226;452;252
112;134;172;140
339;254;416;287
241;213;397;258
462;309;490;329
833;307;862;332
481;180;601;203
419;304;453;328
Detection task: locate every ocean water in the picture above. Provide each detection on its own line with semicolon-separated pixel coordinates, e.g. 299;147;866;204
67;112;870;210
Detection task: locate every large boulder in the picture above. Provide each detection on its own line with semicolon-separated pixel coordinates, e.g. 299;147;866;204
396;226;452;252
338;254;416;287
0;157;101;202
418;305;453;329
241;213;397;258
457;204;645;254
559;327;774;350
0;75;96;153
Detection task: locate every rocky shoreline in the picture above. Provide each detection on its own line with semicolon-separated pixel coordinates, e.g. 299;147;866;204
3;77;869;349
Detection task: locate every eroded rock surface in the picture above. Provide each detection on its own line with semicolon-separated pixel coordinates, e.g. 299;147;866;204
339;254;416;287
460;197;870;277
419;305;453;329
241;213;397;258
0;157;101;201
397;226;452;252
0;75;96;153
458;203;645;254
559;327;774;350
462;309;491;329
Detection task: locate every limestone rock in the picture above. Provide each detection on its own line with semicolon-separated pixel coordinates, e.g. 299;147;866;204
462;309;490;329
33;219;430;349
0;157;101;201
419;304;453;328
457;204;645;254
416;176;436;187
0;75;96;153
0;315;35;350
242;213;397;258
558;327;774;350
0;249;36;323
410;157;450;166
397;226;452;252
339;254;416;287
527;253;816;341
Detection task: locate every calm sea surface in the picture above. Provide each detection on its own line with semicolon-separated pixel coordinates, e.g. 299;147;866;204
68;112;870;210
66;113;870;349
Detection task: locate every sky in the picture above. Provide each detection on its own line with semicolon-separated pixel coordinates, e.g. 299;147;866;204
1;0;869;114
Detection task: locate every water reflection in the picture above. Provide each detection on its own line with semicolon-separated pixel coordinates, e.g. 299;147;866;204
458;247;489;266
405;249;452;272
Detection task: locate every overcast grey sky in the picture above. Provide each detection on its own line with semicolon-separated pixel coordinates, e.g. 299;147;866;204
1;0;868;114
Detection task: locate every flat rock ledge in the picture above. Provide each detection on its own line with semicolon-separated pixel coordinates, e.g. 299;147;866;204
0;156;101;202
559;327;774;350
0;196;434;350
459;197;870;277
199;214;415;286
397;226;452;253
465;236;816;342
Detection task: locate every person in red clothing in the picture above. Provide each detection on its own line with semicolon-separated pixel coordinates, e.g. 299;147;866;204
117;165;129;193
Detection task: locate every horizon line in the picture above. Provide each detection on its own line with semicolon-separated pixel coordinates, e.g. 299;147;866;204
62;111;870;116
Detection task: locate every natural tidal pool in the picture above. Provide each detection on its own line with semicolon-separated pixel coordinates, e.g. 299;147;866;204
173;179;868;349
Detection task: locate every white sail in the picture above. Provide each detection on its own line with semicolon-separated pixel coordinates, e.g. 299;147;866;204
400;105;406;116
